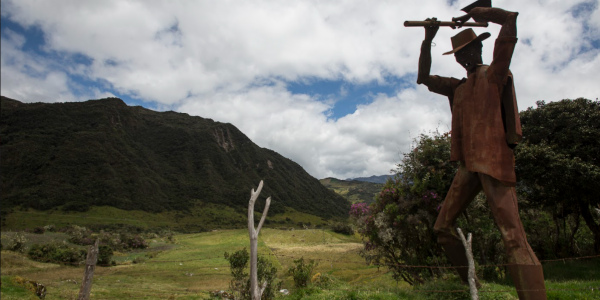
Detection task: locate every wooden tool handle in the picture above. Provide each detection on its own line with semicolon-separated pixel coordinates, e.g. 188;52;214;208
404;21;489;27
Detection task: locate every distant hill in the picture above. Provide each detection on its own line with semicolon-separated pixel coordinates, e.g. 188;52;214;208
345;175;394;184
319;177;383;204
0;96;350;219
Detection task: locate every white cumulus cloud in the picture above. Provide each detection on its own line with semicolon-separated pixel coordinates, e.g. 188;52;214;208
1;0;599;179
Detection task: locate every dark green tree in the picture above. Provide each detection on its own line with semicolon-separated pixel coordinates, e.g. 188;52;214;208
516;98;600;252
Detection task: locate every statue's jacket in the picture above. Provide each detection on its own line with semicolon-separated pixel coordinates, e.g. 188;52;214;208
427;36;522;186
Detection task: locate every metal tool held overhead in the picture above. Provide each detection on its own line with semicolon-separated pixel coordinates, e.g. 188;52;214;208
403;21;488;27
404;0;492;28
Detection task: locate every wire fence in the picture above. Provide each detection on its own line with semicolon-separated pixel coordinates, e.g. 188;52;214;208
4;248;599;298
2;225;600;298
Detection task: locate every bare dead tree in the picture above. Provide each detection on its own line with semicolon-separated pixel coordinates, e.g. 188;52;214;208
457;228;478;300
248;180;271;300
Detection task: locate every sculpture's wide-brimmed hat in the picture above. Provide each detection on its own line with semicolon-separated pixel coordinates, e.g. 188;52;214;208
443;28;491;55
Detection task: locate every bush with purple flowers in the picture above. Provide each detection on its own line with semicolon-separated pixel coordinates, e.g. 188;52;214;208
352;130;517;285
352;131;457;285
349;203;369;219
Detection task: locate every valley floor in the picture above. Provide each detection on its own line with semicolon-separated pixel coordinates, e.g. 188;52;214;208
2;229;599;299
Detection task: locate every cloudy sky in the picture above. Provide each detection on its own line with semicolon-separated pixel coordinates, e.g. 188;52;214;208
2;0;599;180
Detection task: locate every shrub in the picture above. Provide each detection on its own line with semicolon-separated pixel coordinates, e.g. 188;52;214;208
98;231;122;250
5;232;27;252
33;227;45;234
28;243;86;265
352;130;526;285
330;222;354;235
225;248;249;298
67;225;93;245
224;248;281;300
287;257;316;288
311;272;335;288
120;234;148;250
97;245;114;266
353;131;457;285
145;251;162;259
256;255;280;299
132;256;146;264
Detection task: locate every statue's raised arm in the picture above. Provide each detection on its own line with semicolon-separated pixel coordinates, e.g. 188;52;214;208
454;7;518;90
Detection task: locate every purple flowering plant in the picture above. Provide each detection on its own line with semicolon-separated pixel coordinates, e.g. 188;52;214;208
350;203;370;219
351;130;458;285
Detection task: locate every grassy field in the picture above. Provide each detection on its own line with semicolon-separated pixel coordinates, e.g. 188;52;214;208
319;178;383;204
2;205;330;233
2;229;599;299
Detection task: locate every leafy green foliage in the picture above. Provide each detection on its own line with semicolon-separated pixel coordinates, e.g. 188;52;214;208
516;98;600;253
224;248;281;300
287;257;316;288
5;232;27;252
354;131;509;284
27;243;86;265
353;131;455;285
256;255;281;299
97;245;114;266
0;96;349;220
353;99;600;287
224;248;249;297
330;222;355;235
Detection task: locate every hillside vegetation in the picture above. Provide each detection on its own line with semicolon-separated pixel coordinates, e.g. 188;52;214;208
0;96;349;220
345;175;392;184
320;177;382;204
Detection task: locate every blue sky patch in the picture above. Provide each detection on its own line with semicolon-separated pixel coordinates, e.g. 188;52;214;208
1;16;46;52
287;75;408;120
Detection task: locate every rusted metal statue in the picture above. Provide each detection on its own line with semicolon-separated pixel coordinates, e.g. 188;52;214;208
408;0;547;299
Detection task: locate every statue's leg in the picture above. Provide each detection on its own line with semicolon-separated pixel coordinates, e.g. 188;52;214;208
434;162;482;286
479;174;547;300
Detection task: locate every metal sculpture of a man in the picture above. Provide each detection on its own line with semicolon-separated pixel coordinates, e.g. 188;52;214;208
414;3;547;300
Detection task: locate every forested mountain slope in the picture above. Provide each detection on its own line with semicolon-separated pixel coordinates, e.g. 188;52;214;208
0;96;349;219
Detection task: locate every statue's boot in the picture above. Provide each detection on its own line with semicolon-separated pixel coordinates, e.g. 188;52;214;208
507;264;547;300
443;242;481;288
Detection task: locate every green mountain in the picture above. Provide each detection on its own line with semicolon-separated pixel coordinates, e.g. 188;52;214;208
319;177;384;204
0;96;349;219
345;175;393;184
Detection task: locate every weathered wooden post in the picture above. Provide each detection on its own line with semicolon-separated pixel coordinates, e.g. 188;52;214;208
78;238;99;300
457;228;478;300
248;180;271;300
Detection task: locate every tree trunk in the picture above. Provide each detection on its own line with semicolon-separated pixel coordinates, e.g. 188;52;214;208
578;200;600;253
248;181;271;300
569;214;581;255
457;228;478;300
78;239;99;300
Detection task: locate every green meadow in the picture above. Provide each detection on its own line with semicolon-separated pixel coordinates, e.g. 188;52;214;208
319;178;383;204
3;205;330;233
2;228;599;299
